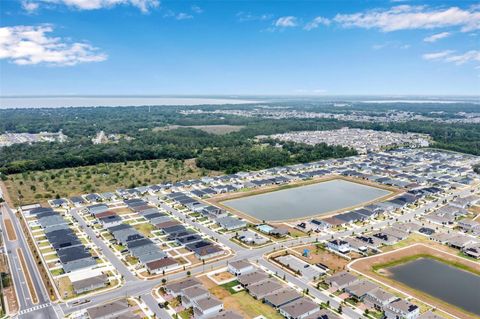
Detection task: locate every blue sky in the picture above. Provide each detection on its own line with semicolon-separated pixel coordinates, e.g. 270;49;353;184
1;0;479;96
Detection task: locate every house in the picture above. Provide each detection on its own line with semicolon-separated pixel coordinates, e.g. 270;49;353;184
146;257;179;274
326;239;350;254
201;206;228;219
384;299;420;319
206;310;244;319
343;280;378;300
88;204;109;216
247;279;284;299
216;216;247;231
86;299;135;319
71;274;108;294
181;285;210;308
264;288;302;308
417;311;446;319
364;288;397;310
186;241;224;259
70;196;86;207
236;230;269;245
279;297;320;319
324;271;359;290
165;278;201;297
98;215;122;228
462;243;480;259
457;219;480;232
192;296;223;319
237;270;269;286
304;309;341;319
50;198;69;208
228;260;254;276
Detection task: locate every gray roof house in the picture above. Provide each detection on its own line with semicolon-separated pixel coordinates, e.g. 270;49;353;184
324;271;359;290
384;299;420;319
216;216;247;230
264;288;302;308
247;279;284;299
279;297;320;319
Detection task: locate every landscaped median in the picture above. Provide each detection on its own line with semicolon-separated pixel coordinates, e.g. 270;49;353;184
16;248;39;304
349;243;480;319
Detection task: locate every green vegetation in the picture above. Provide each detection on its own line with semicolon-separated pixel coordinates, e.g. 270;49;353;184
4;158;213;205
220;280;241;294
1;103;478;179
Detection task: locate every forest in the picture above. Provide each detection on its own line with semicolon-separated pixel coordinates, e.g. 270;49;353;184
0;102;479;176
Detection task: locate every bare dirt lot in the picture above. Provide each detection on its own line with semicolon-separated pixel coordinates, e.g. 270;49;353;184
291;244;350;273
350;243;480;319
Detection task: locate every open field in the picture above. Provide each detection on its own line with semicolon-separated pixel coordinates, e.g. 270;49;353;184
350;243;480;319
153;125;245;135
3;219;16;241
207;175;402;223
200;275;284;319
4;158;218;206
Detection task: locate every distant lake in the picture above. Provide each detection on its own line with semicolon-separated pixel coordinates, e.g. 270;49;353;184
388;257;480;316
0;96;260;109
221;179;390;221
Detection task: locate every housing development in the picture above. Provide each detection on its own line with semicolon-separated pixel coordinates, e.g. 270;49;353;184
1;144;479;319
2;0;480;317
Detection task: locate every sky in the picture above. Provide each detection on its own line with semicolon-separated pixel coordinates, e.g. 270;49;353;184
0;0;479;96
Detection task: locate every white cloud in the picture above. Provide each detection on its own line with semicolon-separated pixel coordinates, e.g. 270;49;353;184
334;5;480;32
304;16;331;30
424;31;451;42
444;50;480;64
191;5;203;14
423;49;480;65
422;50;455;60
175;12;192;20
25;0;160;13
274;16;297;28
236;12;272;22
0;25;107;66
21;1;40;13
373;41;410;50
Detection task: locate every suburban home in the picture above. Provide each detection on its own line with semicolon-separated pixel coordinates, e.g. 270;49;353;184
181;285;210;308
324;271;359;290
192;296;224;319
279;297;320;319
264;288;302;308
326;239;350;254
206;310;244;319
165;278;202;297
237;270;269;287
71;274;108;294
216;216;247;231
247;279;284;299
417;311;446;319
343;280;378;300
228;260;254;276
304;309;341;319
364;288;397;310
145;257;179;274
50;198;69;208
384;299;420;319
86;299;136;319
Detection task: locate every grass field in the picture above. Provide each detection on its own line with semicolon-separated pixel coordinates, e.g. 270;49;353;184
4;158;218;205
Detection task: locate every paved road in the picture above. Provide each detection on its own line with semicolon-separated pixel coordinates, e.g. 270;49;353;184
0;203;59;319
